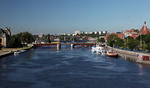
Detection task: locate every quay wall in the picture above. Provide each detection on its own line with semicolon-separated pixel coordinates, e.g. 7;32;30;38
0;46;32;58
0;51;13;58
106;46;150;65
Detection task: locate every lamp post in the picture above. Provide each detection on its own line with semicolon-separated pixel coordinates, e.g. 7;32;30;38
140;34;142;50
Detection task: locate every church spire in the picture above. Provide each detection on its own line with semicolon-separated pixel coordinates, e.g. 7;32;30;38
144;21;146;25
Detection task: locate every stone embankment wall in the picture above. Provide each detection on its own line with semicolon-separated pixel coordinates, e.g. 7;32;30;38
0;51;13;57
106;46;150;65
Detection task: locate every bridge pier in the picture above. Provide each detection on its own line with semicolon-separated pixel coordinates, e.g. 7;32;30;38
57;43;61;50
71;44;74;49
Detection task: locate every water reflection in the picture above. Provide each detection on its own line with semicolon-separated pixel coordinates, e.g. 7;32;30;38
138;64;144;76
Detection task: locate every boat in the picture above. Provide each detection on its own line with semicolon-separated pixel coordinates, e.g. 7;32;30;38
138;54;150;61
106;50;118;57
91;44;106;54
14;51;20;55
20;50;26;53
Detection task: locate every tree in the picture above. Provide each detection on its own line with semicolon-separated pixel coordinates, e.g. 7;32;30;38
8;35;22;48
114;38;124;47
8;32;34;48
143;34;150;44
106;34;118;47
47;34;51;43
145;44;150;53
107;39;115;47
17;32;34;44
97;38;105;43
127;38;139;50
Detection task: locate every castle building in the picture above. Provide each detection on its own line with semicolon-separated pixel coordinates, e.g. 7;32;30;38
0;27;11;47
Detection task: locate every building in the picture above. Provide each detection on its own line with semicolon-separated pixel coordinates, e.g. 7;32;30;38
124;28;139;39
116;33;124;39
104;33;109;41
139;21;150;35
123;21;150;39
88;37;97;43
99;31;102;35
54;38;60;42
0;27;11;47
74;30;81;35
102;31;107;34
38;34;43;38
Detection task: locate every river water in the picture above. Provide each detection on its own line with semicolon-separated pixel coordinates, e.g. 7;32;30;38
0;47;150;88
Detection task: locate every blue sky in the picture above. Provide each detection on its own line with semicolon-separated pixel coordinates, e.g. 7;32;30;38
0;0;150;34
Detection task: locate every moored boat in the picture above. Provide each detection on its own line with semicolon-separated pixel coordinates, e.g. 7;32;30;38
14;51;20;55
91;44;106;54
106;51;118;57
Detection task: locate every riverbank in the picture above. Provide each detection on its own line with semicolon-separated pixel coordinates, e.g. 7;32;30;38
0;46;32;58
106;46;150;65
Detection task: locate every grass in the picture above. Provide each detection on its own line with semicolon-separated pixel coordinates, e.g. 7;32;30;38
1;46;32;52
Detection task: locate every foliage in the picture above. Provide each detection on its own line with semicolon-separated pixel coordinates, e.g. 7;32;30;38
17;32;34;44
114;38;124;47
106;34;124;47
8;35;22;48
127;38;139;50
97;38;105;43
145;44;150;53
143;34;150;44
8;32;34;48
107;39;115;47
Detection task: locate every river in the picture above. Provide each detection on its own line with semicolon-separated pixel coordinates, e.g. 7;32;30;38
0;47;150;88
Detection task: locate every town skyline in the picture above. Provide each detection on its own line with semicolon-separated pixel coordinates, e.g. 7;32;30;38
0;0;150;34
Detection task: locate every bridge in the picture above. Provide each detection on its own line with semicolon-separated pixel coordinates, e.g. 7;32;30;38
70;43;96;48
33;42;96;49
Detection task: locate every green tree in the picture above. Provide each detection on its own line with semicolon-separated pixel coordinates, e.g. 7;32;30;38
106;34;118;47
97;38;105;43
8;35;22;48
145;44;150;53
127;38;139;50
18;32;34;44
114;38;124;47
143;34;150;44
107;39;115;47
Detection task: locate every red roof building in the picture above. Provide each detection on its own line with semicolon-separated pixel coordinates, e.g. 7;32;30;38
116;33;124;39
130;34;139;39
125;28;137;33
139;21;150;35
104;33;109;41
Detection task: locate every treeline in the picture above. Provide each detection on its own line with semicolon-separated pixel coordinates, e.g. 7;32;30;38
107;34;150;52
8;32;34;48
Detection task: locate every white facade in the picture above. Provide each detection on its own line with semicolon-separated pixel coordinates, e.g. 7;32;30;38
38;34;43;38
75;30;81;35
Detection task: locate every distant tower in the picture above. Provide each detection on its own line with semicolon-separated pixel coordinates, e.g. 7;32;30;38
144;21;146;31
139;21;149;34
144;21;146;25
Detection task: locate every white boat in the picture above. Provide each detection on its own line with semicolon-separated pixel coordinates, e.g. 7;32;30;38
91;45;106;54
20;50;26;53
106;50;118;57
14;51;20;55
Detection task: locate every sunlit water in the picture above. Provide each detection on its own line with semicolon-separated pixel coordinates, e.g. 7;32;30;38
0;47;150;88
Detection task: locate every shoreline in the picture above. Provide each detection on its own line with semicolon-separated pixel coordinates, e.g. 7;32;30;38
0;46;32;58
106;46;150;65
0;51;14;57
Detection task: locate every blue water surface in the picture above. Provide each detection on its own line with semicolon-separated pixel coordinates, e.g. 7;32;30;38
0;47;150;88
